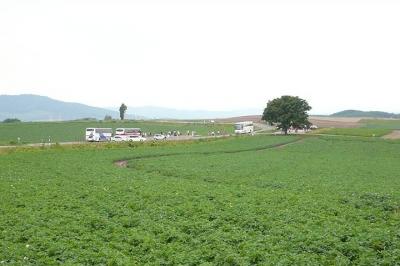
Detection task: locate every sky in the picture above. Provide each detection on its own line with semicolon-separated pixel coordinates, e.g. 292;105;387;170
1;0;399;115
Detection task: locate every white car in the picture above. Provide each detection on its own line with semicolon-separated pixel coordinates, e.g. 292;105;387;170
153;134;167;140
128;135;146;142
111;135;128;142
310;125;319;130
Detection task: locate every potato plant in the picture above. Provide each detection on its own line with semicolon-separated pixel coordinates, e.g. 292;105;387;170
0;135;399;265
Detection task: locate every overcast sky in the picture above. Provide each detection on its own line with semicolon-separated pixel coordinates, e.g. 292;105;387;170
1;0;399;114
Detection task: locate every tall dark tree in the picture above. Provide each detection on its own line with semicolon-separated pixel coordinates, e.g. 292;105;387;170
262;96;311;135
119;103;127;120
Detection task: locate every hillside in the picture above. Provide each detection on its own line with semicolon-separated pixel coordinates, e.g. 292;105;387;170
0;94;260;121
331;110;400;119
0;94;120;121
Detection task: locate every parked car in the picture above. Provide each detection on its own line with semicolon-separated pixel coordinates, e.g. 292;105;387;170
111;135;128;142
310;125;319;130
153;134;167;140
128;135;146;142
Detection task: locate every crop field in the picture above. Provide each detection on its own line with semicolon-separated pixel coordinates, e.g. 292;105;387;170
316;119;400;137
362;119;400;130
1;134;400;264
316;127;392;137
0;121;232;145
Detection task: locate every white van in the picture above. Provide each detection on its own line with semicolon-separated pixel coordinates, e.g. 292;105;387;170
234;121;254;134
85;128;113;142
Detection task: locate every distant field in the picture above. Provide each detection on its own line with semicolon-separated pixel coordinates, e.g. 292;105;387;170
316;127;392;137
361;119;400;130
316;119;400;137
0;120;233;145
309;116;362;128
1;135;400;264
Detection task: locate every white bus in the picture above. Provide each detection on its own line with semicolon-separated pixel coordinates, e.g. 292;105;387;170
234;121;254;134
115;128;141;137
85;128;113;142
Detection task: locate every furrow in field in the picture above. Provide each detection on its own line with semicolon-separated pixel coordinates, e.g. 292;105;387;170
114;137;303;168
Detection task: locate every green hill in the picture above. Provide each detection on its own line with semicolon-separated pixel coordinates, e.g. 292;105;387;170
0;94;119;121
331;110;400;119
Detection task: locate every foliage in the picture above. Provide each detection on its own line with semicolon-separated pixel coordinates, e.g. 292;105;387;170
2;118;21;123
262;96;311;134
119;103;127;120
1;135;400;264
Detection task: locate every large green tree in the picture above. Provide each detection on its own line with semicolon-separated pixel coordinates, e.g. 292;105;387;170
119;103;127;120
262;96;311;135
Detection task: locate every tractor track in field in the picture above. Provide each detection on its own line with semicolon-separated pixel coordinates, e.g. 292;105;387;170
113;137;303;168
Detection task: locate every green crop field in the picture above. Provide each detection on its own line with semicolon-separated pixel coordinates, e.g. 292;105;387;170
0;121;233;145
316;119;400;137
362;119;400;130
316;127;392;137
1;135;400;265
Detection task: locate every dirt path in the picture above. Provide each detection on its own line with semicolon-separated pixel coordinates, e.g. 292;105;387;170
382;130;400;140
0;141;85;149
0;135;229;149
113;137;304;168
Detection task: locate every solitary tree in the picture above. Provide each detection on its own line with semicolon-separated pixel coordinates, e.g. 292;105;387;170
119;103;127;120
262;95;311;135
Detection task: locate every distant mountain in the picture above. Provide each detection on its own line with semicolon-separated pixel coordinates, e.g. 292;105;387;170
0;94;260;121
0;94;121;121
331;110;400;119
119;106;262;120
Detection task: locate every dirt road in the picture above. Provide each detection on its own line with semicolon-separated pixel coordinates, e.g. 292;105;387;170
382;130;400;140
0;135;232;149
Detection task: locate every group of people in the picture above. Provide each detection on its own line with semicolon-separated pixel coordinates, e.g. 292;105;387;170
140;130;197;137
207;130;228;136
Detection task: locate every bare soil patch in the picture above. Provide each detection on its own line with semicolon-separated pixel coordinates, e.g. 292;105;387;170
383;130;400;140
309;116;362;128
215;115;262;123
114;160;128;168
